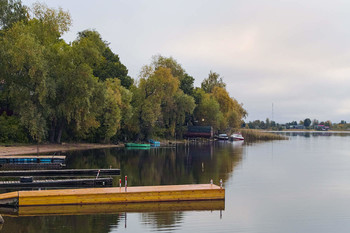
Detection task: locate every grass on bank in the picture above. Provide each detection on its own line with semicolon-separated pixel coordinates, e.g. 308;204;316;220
240;129;288;142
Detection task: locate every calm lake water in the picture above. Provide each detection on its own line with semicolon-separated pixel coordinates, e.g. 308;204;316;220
1;132;350;233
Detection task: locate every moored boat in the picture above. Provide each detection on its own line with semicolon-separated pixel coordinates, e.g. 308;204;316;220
217;134;229;140
149;139;160;147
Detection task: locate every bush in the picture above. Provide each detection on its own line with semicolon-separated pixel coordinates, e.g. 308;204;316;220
0;113;29;143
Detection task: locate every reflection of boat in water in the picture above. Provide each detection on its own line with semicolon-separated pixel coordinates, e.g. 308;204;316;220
0;200;225;217
125;143;151;148
230;140;244;147
230;133;244;141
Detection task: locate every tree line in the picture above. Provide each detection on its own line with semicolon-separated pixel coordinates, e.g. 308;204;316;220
246;118;350;130
0;1;247;143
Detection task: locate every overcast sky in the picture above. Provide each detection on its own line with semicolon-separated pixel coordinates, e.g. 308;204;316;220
22;0;350;123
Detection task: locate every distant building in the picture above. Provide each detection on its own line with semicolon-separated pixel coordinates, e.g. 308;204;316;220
287;124;305;129
314;125;329;131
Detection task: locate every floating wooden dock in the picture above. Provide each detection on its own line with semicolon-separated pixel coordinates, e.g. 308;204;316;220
0;184;224;207
0;155;65;164
0;169;120;177
0;178;113;188
0;163;65;170
0;200;225;217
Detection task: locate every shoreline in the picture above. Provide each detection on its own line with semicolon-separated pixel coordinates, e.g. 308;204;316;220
0;143;121;156
265;130;350;133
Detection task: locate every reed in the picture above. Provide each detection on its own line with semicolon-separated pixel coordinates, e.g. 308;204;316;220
240;129;288;142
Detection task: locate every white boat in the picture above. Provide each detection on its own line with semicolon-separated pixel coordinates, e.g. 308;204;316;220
230;133;244;141
217;134;229;140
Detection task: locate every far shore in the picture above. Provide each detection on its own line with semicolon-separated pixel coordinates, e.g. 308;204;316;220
265;130;350;133
0;143;121;156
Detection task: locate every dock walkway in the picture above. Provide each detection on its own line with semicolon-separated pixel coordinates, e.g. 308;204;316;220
0;184;225;206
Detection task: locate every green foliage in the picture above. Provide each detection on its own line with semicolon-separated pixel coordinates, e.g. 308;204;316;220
0;0;27;30
134;67;180;139
95;78;132;142
194;93;223;130
151;55;194;95
129;61;197;140
78;30;133;89
201;70;226;93
0;2;247;143
94;47;133;88
1;19;50;141
0;112;28;143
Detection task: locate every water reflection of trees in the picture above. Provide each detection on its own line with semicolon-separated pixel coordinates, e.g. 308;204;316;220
1;214;119;233
21;142;243;232
140;212;183;231
66;142;243;186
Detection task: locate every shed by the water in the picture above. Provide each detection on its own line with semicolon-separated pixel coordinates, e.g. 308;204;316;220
184;126;213;138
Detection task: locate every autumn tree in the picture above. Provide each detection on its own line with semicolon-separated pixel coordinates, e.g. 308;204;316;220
201;71;226;93
151;55;194;95
194;93;223;130
195;78;246;131
130;58;196;140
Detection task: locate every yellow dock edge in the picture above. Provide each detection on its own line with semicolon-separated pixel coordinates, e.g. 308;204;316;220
0;191;18;206
0;184;225;206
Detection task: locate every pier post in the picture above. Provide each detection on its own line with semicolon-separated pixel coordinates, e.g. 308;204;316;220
125;176;127;192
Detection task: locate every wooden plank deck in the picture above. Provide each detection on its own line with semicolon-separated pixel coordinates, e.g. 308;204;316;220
0;184;225;206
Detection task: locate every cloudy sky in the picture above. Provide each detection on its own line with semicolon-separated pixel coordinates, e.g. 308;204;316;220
22;0;350;123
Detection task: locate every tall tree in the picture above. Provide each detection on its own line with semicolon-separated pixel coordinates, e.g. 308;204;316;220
78;29;133;89
0;0;27;30
151;55;194;95
130;62;195;139
0;3;71;141
194;93;223;130
304;118;311;127
201;71;226;93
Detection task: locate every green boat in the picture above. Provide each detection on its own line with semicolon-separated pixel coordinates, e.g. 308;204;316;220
125;143;151;148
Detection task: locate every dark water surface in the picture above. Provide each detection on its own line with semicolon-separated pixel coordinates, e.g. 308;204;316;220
1;133;350;233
